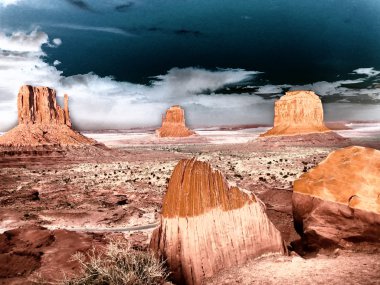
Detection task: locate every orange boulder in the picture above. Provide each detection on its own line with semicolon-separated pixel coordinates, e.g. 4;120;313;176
156;105;195;137
293;146;380;249
151;158;285;285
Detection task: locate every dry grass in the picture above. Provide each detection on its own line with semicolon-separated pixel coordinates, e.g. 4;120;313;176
62;240;169;285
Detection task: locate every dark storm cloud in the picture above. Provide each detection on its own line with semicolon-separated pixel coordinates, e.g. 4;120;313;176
174;29;203;37
118;26;204;37
146;27;163;32
65;0;92;11
115;2;135;12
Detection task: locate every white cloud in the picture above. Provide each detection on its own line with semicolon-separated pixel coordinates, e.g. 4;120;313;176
289;79;364;96
352;67;380;77
0;0;21;6
52;38;62;46
256;84;290;95
50;24;135;37
1;28;380;131
0;0;62;9
0;29;49;53
324;103;380;122
0;29;263;131
57;69;263;130
152;67;257;98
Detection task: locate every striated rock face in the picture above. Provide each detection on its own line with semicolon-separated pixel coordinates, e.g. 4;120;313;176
63;94;72;128
0;85;95;147
261;90;330;137
156;105;195;137
150;159;285;285
293;146;380;250
18;85;72;126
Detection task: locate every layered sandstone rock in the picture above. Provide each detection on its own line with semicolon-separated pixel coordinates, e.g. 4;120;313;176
261;91;330;137
293;146;380;249
156;105;195;137
0;85;95;146
63;94;72;128
151;159;285;285
18;85;72;126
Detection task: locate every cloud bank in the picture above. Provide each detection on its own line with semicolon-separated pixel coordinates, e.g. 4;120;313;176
0;0;21;6
0;29;265;131
0;28;380;131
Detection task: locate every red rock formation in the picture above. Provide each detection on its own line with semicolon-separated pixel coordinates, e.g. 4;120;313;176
261;90;330;137
0;226;105;283
17;85;71;126
0;85;95;146
151;159;285;285
255;132;350;147
156;105;195;137
293;146;380;249
64;94;72;128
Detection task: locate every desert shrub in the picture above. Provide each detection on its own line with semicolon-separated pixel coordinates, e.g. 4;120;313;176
62;241;169;285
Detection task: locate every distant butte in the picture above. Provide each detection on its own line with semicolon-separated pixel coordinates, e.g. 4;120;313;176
150;158;285;285
0;85;96;147
156;105;195;137
261;90;331;137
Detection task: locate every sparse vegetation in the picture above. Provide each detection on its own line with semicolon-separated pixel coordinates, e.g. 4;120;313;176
62;241;169;285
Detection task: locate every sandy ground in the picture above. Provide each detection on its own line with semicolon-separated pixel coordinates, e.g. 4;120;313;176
0;122;380;284
206;251;380;285
83;127;268;147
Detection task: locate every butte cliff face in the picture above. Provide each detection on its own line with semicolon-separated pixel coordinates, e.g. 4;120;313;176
261;91;330;137
150;158;285;285
18;85;72;126
156;105;195;137
0;85;95;147
293;146;380;250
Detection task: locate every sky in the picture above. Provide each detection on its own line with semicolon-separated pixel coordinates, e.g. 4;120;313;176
0;0;380;130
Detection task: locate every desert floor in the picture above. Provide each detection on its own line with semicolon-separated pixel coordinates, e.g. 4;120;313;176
0;123;379;284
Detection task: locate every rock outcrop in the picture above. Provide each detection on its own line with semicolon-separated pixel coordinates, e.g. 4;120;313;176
261;91;331;137
255;132;350;147
18;85;72;126
0;226;105;283
150;159;285;285
0;85;95;147
156;105;195;137
293;146;380;250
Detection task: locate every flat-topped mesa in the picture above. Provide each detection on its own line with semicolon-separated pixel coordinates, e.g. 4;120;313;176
261;90;331;137
293;146;380;250
150;159;285;285
156;105;195;137
18;85;72;127
0;85;96;147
